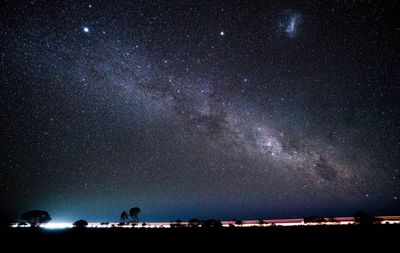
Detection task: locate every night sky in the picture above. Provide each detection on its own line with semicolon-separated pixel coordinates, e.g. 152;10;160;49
1;1;399;222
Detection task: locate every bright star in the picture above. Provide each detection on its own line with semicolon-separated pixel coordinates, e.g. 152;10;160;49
220;31;224;36
83;27;90;33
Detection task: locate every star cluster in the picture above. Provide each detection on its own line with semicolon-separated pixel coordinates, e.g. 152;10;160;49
0;1;399;221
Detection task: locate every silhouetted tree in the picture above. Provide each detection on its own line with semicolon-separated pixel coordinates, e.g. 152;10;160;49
120;211;129;222
21;210;51;227
258;220;266;226
353;211;382;225
129;207;141;222
141;223;147;227
188;218;201;227
73;219;88;228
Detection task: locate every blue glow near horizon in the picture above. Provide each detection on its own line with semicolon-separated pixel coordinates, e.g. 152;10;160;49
42;222;73;229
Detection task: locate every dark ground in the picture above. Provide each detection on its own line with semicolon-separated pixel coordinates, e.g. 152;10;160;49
2;224;399;250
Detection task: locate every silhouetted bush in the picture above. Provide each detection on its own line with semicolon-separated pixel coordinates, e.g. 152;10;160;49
21;210;51;227
100;222;109;226
201;219;222;228
304;216;326;224
258;220;266;226
170;219;184;228
188;218;201;227
17;221;28;227
73;219;88;228
234;219;243;226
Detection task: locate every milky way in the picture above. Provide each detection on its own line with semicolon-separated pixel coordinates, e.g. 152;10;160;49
1;1;399;221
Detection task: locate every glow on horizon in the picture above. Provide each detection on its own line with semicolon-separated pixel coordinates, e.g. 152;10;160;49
42;222;73;229
11;216;400;229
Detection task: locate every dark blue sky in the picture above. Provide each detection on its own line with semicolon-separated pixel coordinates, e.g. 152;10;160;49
1;0;399;222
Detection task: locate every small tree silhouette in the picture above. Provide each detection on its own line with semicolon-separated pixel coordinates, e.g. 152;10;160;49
129;207;141;222
21;210;51;227
120;211;129;222
73;219;88;228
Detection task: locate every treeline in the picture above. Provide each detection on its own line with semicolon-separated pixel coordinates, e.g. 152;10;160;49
303;211;383;225
0;209;389;229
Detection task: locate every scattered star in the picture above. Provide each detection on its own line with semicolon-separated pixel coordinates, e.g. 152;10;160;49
0;1;398;221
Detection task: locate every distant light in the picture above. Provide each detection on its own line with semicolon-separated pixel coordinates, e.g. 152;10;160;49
42;222;73;229
220;31;224;36
83;27;90;33
88;4;92;8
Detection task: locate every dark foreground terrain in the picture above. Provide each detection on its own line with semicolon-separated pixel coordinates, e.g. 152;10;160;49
2;225;398;250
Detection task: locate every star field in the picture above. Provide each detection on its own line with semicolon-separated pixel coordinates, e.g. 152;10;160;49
0;1;399;222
